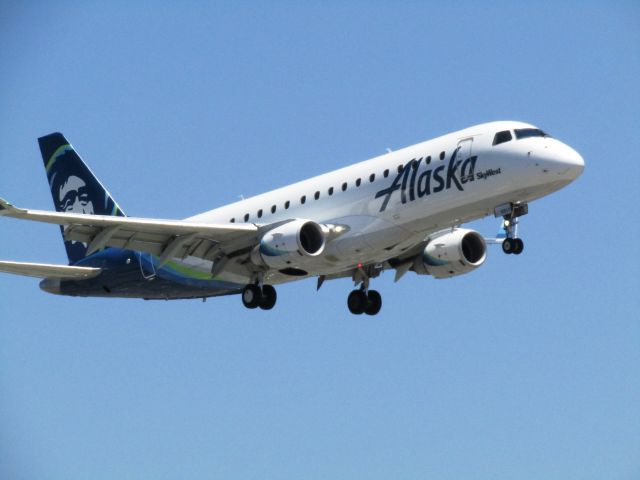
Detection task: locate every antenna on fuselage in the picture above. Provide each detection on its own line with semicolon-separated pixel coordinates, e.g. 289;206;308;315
386;148;393;153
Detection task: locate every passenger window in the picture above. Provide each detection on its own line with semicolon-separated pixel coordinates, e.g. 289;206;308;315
284;200;290;209
342;182;347;191
314;191;320;200
397;164;403;173
426;155;431;164
493;130;513;145
300;195;306;204
257;209;263;218
369;173;375;182
384;169;389;178
244;213;249;222
355;178;361;187
439;151;445;160
412;159;419;169
271;205;276;214
230;218;235;223
328;187;334;196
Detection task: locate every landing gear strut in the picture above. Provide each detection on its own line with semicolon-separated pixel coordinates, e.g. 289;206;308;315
347;264;382;315
497;203;527;255
242;283;277;310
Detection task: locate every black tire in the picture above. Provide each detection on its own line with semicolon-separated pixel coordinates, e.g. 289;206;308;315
365;290;382;316
502;238;514;254
513;238;524;255
242;284;261;309
259;285;277;310
347;289;367;315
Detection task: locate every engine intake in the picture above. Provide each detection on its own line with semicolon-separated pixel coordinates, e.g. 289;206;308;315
413;228;487;278
251;219;326;269
298;221;324;255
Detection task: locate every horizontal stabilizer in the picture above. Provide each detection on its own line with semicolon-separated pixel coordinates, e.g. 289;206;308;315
0;260;101;279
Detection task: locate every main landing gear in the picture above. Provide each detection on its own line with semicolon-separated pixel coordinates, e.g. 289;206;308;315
498;202;528;255
347;264;382;315
347;287;382;315
242;283;277;310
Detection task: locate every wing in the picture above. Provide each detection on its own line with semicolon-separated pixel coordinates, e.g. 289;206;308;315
0;260;101;279
0;198;259;266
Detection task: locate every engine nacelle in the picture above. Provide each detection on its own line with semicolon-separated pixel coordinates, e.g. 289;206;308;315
251;219;326;270
413;228;486;279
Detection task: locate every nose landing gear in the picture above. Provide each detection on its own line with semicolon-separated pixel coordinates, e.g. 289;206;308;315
496;202;527;255
502;236;524;255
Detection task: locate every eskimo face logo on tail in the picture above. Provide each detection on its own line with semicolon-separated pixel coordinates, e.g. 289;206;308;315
374;147;482;212
49;170;97;259
47;146;121;217
58;175;94;214
47;147;105;261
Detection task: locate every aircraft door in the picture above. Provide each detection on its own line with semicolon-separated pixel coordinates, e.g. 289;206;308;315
457;137;473;163
138;252;157;280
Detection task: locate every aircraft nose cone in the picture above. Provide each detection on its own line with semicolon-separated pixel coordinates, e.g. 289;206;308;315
559;144;585;180
532;142;584;181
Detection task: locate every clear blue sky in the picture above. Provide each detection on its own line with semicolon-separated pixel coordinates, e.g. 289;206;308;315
1;2;638;479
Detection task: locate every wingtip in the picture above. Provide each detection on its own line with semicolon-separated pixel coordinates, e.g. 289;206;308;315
0;198;25;215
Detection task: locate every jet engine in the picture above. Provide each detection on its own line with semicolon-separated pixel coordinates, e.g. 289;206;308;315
251;219;326;271
413;228;486;278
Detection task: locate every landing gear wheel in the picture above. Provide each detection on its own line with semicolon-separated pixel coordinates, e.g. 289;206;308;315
241;284;261;309
347;289;367;315
259;285;277;310
513;238;524;255
502;238;515;255
365;290;382;316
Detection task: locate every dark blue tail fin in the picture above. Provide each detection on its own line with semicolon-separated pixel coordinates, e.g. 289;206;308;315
38;132;126;264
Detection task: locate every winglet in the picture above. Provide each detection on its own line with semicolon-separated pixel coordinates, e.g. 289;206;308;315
483;218;510;245
0;197;12;211
495;218;508;239
0;198;25;215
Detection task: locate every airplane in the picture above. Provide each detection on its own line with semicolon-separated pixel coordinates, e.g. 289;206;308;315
0;121;584;315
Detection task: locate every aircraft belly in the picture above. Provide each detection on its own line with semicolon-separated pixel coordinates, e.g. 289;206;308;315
324;215;412;259
53;249;245;299
57;267;241;299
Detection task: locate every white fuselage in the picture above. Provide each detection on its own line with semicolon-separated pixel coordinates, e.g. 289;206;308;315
185;121;584;285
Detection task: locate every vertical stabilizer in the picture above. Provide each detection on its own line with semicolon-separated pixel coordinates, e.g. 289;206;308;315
38;133;126;264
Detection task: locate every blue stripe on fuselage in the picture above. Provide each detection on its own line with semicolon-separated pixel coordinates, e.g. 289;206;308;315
59;248;243;299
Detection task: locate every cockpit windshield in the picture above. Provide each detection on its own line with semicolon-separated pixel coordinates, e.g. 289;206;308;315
514;128;550;140
492;130;513;146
